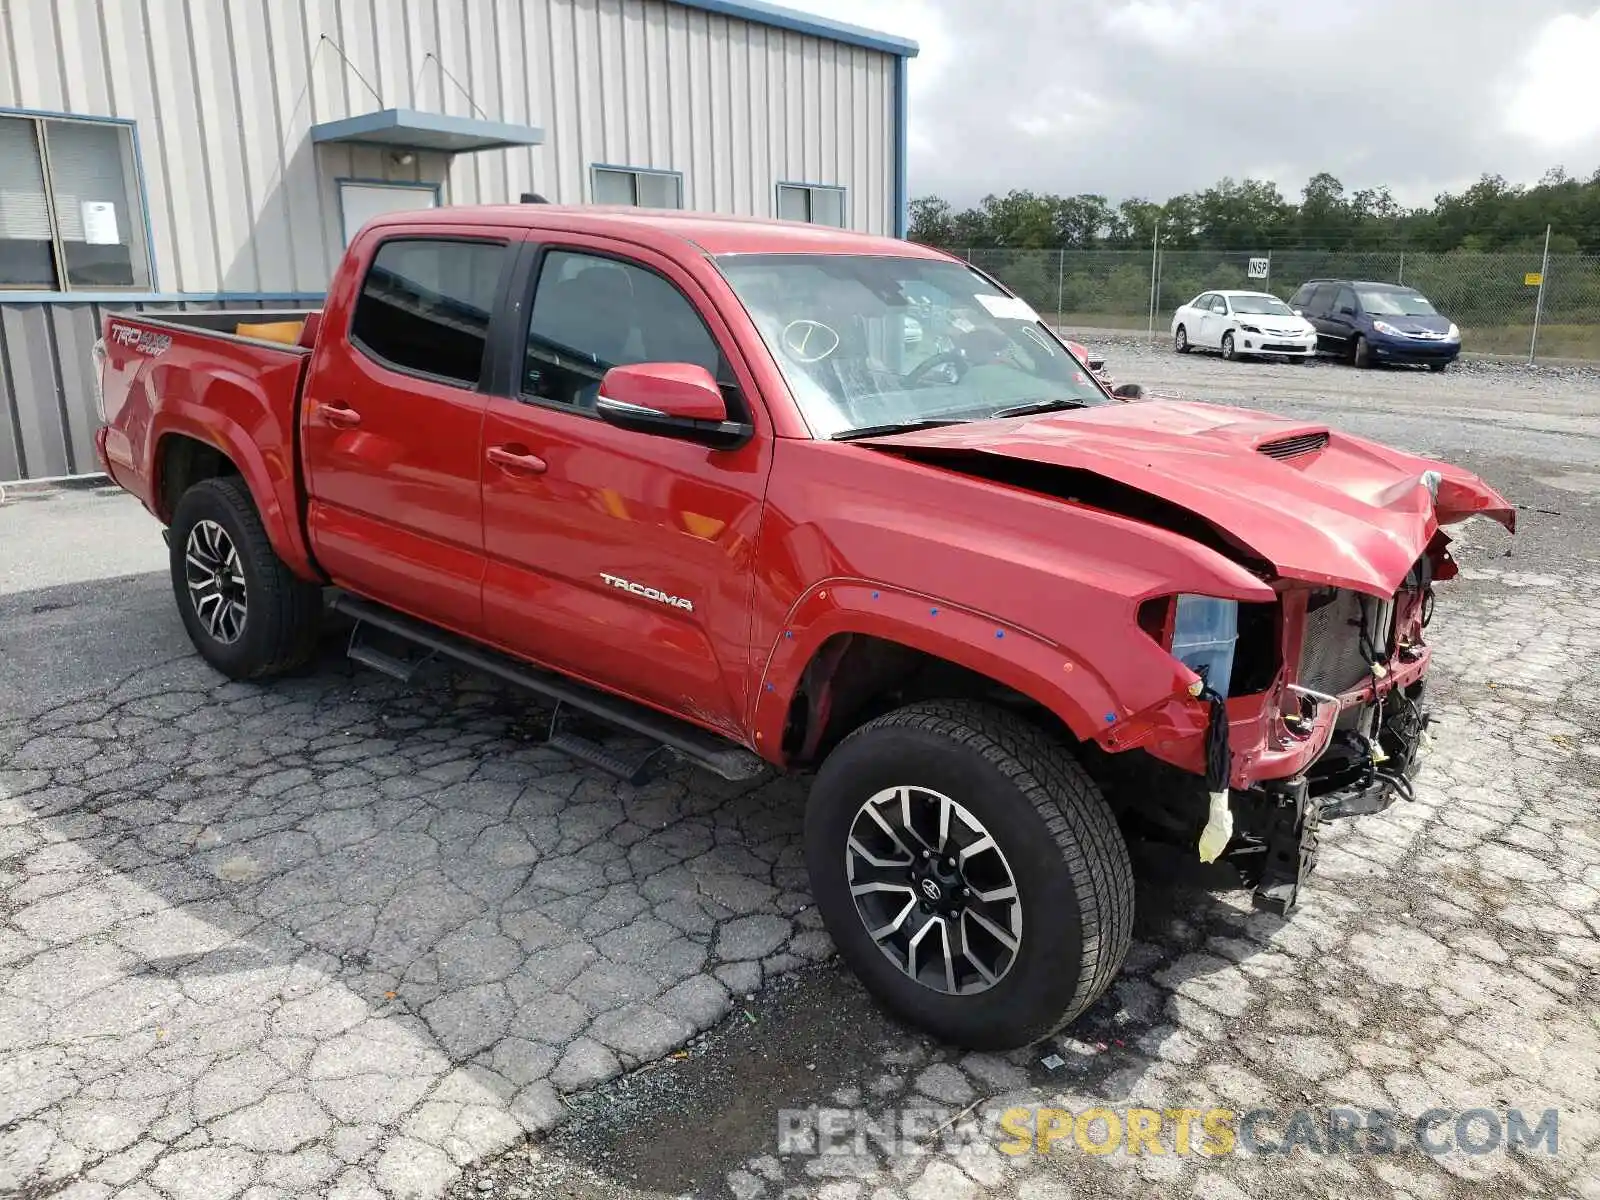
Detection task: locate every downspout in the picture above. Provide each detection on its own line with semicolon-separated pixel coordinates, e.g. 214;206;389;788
893;54;909;238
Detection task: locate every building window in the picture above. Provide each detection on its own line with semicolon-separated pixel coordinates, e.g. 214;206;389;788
590;166;683;209
350;238;510;387
776;184;846;227
0;112;152;291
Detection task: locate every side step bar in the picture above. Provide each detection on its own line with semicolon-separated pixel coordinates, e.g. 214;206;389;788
331;593;769;784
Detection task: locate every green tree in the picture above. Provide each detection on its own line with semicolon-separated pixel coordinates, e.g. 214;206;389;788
908;162;1600;255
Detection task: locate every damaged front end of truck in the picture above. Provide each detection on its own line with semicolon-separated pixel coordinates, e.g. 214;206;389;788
865;403;1515;913
1086;451;1513;913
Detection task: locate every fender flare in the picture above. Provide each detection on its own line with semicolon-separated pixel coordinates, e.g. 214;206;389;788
149;406;318;580
749;579;1131;759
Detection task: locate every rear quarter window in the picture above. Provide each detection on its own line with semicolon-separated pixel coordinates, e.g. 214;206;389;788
350;238;509;386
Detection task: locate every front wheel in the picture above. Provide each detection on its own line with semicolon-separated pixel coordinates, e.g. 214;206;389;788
1353;335;1372;368
169;477;322;680
1221;332;1237;360
805;701;1134;1049
1174;325;1190;353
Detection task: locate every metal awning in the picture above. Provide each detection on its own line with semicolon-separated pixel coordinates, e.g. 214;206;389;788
311;108;545;154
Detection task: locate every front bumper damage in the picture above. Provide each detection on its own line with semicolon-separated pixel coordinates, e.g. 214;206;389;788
1226;678;1430;914
1102;563;1445;915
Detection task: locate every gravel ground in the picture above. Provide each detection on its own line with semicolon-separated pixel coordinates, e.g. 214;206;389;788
1;354;1598;1200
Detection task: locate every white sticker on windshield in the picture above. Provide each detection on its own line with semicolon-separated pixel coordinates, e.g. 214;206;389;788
974;294;1040;322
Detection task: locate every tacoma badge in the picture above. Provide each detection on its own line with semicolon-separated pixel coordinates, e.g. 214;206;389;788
598;573;694;612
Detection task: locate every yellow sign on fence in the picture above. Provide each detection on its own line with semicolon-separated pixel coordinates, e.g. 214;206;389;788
1525;272;1543;286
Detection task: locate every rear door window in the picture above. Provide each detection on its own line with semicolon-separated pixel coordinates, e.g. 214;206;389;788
351;238;509;386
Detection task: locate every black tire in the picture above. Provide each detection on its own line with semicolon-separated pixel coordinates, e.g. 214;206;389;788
1428;361;1449;373
1353;335;1372;368
1221;332;1237;361
1174;325;1190;353
805;700;1134;1049
169;477;321;680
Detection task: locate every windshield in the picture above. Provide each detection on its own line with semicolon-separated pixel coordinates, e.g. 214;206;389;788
715;254;1113;438
1358;288;1438;316
1229;294;1295;316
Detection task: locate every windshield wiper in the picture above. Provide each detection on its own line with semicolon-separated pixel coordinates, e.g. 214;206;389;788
987;398;1092;420
832;418;971;441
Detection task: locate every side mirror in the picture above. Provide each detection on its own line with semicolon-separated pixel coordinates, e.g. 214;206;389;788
596;363;750;448
1292;308;1303;316
1112;382;1145;400
1338;305;1356;318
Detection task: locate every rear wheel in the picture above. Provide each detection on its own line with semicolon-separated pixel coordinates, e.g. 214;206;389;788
1174;325;1190;353
1221;332;1237;360
1353;335;1372;368
169;477;321;680
805;700;1134;1048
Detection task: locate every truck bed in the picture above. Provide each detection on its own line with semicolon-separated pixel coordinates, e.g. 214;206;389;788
96;309;322;576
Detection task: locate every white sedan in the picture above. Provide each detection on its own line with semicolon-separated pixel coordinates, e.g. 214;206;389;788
1171;290;1319;361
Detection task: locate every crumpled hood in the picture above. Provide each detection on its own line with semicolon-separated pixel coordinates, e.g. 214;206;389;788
861;400;1514;596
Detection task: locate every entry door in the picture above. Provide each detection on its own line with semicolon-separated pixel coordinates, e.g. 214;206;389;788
302;232;513;635
338;181;438;245
478;240;772;736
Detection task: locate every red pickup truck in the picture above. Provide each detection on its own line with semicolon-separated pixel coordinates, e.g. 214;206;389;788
95;206;1511;1049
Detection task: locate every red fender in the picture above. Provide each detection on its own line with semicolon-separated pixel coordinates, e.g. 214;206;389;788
144;355;319;580
748;579;1197;764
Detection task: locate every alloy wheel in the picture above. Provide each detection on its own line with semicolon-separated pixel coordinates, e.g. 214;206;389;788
845;785;1024;995
184;519;248;644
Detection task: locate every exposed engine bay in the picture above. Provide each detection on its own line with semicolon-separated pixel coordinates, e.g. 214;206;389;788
1228;557;1439;913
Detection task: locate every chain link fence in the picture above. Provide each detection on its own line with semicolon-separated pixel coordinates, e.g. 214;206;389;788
957;247;1600;360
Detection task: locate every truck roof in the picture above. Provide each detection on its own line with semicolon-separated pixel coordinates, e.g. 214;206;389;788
365;204;948;259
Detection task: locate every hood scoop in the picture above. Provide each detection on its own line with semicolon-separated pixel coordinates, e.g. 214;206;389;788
1257;431;1329;461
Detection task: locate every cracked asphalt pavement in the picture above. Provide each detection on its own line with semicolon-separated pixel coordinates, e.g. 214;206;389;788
3;353;1599;1199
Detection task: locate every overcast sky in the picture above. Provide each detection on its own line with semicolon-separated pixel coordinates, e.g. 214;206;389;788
793;0;1600;208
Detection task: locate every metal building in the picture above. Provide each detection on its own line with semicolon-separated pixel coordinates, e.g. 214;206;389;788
0;0;916;482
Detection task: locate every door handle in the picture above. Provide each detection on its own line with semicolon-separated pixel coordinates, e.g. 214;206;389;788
487;445;548;475
321;401;362;428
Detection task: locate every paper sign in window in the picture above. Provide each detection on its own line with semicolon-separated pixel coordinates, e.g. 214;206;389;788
974;294;1039;322
82;201;119;245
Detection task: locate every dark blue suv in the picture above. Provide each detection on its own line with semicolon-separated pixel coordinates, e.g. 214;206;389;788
1290;279;1461;371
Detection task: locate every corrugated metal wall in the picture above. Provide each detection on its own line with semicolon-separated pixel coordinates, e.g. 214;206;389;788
1;0;900;480
0;300;285;481
0;0;898;297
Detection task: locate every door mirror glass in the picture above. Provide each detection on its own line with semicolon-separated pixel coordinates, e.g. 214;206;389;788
597;363;748;447
1338;305;1356;317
